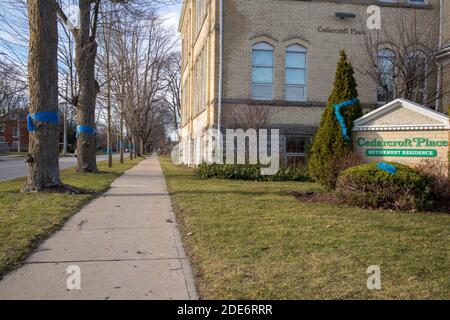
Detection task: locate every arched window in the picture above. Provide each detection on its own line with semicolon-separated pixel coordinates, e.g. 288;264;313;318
407;50;427;103
285;44;307;102
377;49;395;103
252;42;274;100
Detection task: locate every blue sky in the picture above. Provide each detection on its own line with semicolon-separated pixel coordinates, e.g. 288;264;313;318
159;2;182;36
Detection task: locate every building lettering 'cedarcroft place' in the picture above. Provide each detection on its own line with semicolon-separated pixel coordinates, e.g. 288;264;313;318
178;0;450;165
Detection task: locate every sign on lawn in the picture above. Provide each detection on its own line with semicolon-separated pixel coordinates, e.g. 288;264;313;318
353;99;450;166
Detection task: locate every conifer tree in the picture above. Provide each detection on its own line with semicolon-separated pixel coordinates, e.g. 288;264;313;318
308;50;362;189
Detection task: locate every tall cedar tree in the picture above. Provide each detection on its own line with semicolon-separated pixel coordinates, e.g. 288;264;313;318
308;50;362;189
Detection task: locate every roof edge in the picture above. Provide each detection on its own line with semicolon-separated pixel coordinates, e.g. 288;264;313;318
354;98;450;127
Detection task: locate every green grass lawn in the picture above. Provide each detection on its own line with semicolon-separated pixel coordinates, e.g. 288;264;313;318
0;157;143;278
160;156;450;300
0;152;28;157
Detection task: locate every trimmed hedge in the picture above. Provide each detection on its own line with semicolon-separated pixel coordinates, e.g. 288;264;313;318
197;163;311;182
336;163;433;211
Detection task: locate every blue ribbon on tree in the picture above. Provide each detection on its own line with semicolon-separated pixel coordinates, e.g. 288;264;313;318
334;98;359;140
76;125;96;138
377;162;397;175
27;112;59;132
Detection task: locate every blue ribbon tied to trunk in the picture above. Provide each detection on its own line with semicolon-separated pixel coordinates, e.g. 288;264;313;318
27;112;59;132
76;125;96;138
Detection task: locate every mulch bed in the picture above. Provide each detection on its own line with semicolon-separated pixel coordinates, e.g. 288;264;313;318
293;191;450;214
293;191;339;205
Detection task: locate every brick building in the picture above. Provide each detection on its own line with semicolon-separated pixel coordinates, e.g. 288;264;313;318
0;111;29;153
178;0;449;165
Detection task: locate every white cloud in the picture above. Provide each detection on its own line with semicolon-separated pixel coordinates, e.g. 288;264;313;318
160;4;182;33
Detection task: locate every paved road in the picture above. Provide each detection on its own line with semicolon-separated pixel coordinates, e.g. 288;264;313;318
0;156;197;300
0;154;126;182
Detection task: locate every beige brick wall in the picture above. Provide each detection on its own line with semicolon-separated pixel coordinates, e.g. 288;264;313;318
443;60;450;114
365;106;443;126
180;1;440;137
223;0;438;106
223;103;324;127
440;0;450;114
355;130;449;167
179;0;219;137
179;0;444;165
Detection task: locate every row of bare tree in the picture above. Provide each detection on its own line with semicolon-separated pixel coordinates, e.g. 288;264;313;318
1;0;180;191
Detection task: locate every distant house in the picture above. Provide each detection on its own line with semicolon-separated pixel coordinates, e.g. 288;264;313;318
0;111;29;153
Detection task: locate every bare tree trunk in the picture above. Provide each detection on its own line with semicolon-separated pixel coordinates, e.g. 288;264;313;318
23;0;62;192
132;134;136;157
128;128;134;160
133;135;139;157
103;5;113;168
129;140;134;160
75;0;99;173
106;41;113;168
140;137;144;156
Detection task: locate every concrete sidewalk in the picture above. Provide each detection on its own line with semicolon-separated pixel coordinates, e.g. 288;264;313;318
0;156;197;300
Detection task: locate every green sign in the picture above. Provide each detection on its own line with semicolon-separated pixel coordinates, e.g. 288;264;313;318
357;137;448;148
357;137;448;158
366;149;438;157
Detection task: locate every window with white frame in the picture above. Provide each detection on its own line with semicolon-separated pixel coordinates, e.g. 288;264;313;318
285;44;307;102
377;49;396;103
0;123;5;134
407;50;427;104
12;127;19;137
0;136;5;143
252;42;274;100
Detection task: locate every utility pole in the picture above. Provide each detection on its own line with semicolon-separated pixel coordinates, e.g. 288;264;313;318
63;102;68;156
104;10;113;168
63;74;69;157
17;112;20;153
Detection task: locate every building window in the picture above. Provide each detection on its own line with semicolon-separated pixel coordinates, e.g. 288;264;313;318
407;50;427;104
182;79;190;125
285;44;307;102
377;49;395;103
12;127;19;137
195;0;208;35
193;48;207;116
252;42;274;100
285;136;311;165
0;124;5;134
0;136;5;143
